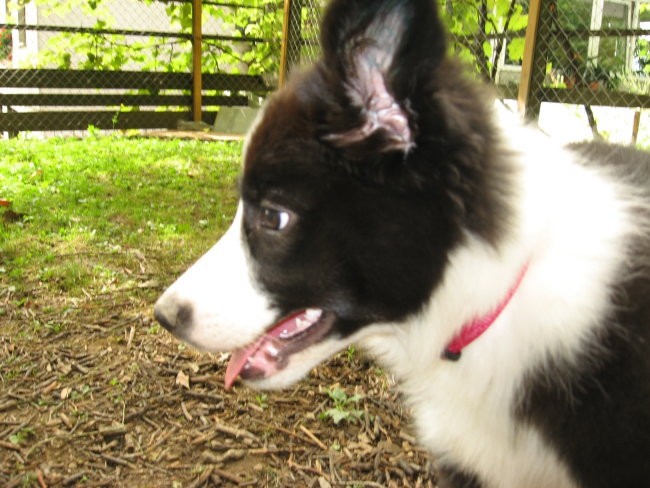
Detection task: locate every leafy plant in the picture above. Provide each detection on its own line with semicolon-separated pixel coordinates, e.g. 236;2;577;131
439;0;529;81
582;60;624;90
255;393;269;410
23;0;535;85
30;0;283;76
635;38;650;75
147;323;161;335
70;384;91;401
638;3;650;75
9;426;35;445
345;345;356;362
0;27;11;61
319;387;363;425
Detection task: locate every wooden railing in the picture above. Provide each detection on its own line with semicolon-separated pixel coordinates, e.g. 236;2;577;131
0;69;272;132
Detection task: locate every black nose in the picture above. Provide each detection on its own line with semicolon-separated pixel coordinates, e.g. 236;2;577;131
153;297;193;332
153;303;175;331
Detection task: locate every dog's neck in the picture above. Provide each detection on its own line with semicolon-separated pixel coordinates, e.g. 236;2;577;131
442;262;529;360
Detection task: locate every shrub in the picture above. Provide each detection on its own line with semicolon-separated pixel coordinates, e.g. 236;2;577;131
0;28;11;61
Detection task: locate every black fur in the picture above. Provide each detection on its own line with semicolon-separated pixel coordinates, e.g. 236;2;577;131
241;0;650;481
242;0;515;336
155;0;650;485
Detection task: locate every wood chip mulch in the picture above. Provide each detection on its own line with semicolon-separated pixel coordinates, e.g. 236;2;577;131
1;288;438;487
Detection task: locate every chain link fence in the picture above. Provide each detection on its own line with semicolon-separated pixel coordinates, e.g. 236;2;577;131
526;0;650;145
1;0;649;142
280;0;650;146
279;0;322;83
0;0;280;134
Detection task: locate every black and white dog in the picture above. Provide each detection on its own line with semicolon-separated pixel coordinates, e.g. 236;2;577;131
154;0;650;485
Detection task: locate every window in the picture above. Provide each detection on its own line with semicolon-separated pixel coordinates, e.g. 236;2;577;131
588;0;638;71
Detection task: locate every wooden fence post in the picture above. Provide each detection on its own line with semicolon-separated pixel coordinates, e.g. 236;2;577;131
518;0;543;119
192;0;203;122
279;0;302;87
632;109;642;145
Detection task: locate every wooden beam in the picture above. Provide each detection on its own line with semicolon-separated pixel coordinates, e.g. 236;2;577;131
0;68;271;132
0;110;218;132
517;0;543;117
539;87;650;109
0;94;249;107
0;69;270;92
192;0;203;122
0;22;268;43
202;73;270;91
278;0;293;87
278;0;303;87
632;110;642;145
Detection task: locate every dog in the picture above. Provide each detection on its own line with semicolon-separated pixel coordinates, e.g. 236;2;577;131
154;0;650;485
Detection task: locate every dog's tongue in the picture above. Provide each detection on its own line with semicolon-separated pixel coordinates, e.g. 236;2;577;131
224;309;322;389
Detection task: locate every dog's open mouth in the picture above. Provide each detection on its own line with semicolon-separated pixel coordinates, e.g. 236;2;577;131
224;308;335;389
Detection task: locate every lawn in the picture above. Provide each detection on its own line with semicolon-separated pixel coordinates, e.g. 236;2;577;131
0;135;433;487
1;136;240;300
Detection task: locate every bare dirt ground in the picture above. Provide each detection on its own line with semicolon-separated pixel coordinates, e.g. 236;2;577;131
1;286;438;487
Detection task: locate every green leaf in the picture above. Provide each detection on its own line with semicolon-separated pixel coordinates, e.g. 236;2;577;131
323;408;348;424
347;394;362;403
327;387;347;404
507;38;525;63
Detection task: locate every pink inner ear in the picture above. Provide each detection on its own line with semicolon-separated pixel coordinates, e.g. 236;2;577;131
325;60;413;152
366;68;412;147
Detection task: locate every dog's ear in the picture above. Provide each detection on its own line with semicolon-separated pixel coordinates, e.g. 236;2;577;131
319;0;446;153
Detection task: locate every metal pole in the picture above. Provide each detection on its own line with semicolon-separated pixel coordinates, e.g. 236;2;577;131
192;0;203;122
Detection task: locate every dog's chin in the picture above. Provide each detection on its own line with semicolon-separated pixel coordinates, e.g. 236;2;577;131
235;333;355;390
238;348;333;390
222;309;357;390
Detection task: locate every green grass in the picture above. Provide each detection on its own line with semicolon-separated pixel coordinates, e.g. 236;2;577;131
0;135;242;300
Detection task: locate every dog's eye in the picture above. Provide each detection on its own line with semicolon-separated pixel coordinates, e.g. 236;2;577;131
259;206;291;231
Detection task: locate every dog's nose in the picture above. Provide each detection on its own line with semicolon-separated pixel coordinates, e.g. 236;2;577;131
153;301;175;331
153;295;193;332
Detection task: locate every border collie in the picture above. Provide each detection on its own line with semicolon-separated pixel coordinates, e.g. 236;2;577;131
154;0;650;485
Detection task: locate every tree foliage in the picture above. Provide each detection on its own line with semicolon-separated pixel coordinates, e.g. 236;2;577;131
0;27;11;61
440;0;528;81
636;2;650;75
23;0;282;75
18;0;527;79
17;0;647;85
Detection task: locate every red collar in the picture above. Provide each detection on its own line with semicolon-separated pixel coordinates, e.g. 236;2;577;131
443;263;529;361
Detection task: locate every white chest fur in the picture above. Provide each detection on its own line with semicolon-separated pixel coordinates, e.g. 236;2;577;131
359;111;636;487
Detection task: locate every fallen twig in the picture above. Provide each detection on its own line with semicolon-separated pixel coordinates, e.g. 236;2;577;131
60;471;87;486
0;440;22;452
299;425;328;450
36;469;47;488
212;418;257;441
97;452;137;469
212;466;248;485
186;465;215;488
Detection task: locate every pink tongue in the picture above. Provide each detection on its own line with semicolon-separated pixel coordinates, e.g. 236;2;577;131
224;310;320;389
224;338;266;390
